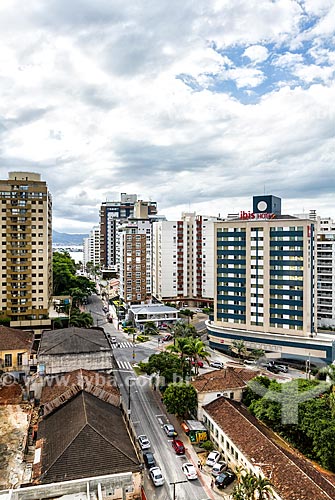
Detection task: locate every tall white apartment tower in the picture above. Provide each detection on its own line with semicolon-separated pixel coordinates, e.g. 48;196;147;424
152;213;220;306
316;217;335;328
0;172;52;330
83;226;101;269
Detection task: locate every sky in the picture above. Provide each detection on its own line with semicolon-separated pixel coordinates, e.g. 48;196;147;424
0;0;334;233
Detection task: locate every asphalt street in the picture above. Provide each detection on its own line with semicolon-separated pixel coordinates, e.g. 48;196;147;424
86;294;216;500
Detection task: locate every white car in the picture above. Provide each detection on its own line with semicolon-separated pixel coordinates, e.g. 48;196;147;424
182;462;198;480
206;451;221;467
212;461;227;476
210;361;224;369
149;466;165;486
138;435;150;450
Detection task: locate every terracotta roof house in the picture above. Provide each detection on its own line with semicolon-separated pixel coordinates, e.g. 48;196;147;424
40;368;120;415
37;327;113;374
191;366;260;419
203;397;335;500
33;390;142;492
0;325;32;373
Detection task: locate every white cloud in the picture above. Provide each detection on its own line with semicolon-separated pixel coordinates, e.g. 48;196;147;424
0;0;334;232
243;45;269;64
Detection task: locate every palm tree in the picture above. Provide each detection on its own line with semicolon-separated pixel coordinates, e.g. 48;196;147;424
186;338;211;375
233;470;274;500
166;337;193;380
230;339;247;359
171;321;197;338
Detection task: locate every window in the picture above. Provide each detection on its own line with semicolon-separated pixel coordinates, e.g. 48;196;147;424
17;353;23;366
4;354;12;367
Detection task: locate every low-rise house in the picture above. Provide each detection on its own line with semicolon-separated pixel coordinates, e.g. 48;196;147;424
33;388;142;498
37;327;112;375
0;326;32;374
203;397;335;500
191;366;260;420
128;304;179;328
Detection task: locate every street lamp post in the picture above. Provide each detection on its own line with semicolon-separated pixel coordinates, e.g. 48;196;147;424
170;480;188;500
128;377;136;415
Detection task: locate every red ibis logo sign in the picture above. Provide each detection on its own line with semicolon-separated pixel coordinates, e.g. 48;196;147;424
240;211;276;220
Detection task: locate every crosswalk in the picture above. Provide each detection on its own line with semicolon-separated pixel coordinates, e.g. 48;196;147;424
115;359;133;370
111;341;134;349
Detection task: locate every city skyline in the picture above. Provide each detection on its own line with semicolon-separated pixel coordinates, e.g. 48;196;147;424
0;0;334;232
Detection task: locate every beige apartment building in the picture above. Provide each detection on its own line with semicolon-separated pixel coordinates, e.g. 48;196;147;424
0;172;52;330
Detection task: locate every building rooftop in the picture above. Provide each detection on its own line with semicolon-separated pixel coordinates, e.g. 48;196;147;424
191;366;259;393
38;327;110;355
35;391;141;484
203;397;335;500
40;368;120;414
0;326;32;351
129;304;178;314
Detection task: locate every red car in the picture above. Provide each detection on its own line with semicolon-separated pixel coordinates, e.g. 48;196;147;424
192;360;204;367
172;439;185;455
162;334;173;342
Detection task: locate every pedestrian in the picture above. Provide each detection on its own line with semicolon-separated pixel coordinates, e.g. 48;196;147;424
198;460;202;470
211;478;214;489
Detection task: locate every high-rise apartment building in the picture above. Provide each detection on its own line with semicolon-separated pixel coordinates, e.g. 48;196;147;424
0;172;52;329
100;193;157;270
119;213;153;304
316;217;335;328
152;213;220;306
83;226;100;269
206;196;335;363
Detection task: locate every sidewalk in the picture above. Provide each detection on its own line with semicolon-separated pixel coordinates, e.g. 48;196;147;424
150;389;226;500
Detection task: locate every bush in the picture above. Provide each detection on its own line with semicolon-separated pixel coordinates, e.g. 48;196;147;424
136;335;149;343
199;440;214;452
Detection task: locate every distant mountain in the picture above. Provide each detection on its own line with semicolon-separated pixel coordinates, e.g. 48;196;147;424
52;230;88;246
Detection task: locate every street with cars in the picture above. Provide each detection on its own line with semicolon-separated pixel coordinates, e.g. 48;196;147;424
86;293;306;499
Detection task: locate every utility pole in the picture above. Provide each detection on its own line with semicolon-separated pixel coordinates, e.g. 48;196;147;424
170;480;188;500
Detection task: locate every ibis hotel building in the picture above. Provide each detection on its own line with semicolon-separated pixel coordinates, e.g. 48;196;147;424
206;195;335;364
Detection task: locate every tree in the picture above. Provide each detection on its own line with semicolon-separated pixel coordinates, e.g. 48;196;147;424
185;337;211;374
178;309;195;324
139;352;183;386
163;383;197;417
233;471;274;500
143;321;159;336
69;308;93;328
230;339;247;359
171;321;197;338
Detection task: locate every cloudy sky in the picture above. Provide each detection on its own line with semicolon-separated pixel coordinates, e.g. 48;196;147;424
0;0;334;232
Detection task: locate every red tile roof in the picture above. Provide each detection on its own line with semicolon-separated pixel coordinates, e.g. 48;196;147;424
40;368;120;414
191;366;260;393
203;397;335;500
0;326;32;351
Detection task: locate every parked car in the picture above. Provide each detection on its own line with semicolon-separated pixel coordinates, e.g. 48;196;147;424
212;462;228;476
162;334;173;342
276;364;288;373
206;451;221;467
267;365;281;374
163;423;175;437
110;336;116;343
182;463;198;480
138;435;150;450
195;308;203;313
143;452;156;469
172;439;185;455
244;359;257;365
210;361;224;369
149;466;165;486
215;470;236;489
